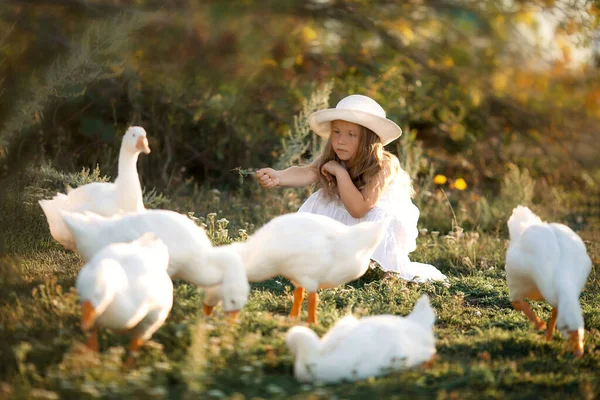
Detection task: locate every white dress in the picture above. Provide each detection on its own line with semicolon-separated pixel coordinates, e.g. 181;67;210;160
298;177;447;282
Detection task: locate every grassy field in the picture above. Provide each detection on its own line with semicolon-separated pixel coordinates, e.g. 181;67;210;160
0;173;599;400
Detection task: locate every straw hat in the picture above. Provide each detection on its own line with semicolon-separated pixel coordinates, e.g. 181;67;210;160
308;94;402;146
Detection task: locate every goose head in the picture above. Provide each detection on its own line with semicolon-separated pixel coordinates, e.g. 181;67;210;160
78;284;114;331
122;126;151;155
76;258;126;331
208;246;251;322
286;326;320;356
286;326;321;382
407;295;436;330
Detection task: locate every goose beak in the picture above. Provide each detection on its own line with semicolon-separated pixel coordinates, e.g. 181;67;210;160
136;136;151;154
81;301;97;332
568;329;585;359
224;310;240;325
203;304;215;317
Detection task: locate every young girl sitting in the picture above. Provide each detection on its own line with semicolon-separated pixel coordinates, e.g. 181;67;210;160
256;94;446;282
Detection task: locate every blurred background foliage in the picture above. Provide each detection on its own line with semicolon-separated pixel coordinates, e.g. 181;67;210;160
0;0;599;229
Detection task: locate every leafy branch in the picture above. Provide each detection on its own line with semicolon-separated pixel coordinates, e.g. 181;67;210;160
232;167;257;185
274;81;333;170
0;12;151;149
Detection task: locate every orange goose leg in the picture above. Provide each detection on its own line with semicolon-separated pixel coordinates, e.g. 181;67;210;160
306;292;319;325
512;300;547;331
289;287;305;318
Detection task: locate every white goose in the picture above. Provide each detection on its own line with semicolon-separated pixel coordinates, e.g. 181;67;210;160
203;212;388;324
506;205;592;358
39;126;151;250
62;209;250;317
76;232;172;367
286;295;437;383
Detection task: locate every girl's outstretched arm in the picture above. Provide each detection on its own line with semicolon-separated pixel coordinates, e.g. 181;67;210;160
321;159;393;218
256;158;319;188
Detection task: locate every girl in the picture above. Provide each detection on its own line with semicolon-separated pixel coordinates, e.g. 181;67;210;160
256;94;446;282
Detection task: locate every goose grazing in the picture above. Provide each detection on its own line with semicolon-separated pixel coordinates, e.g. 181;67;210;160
506;205;592;358
76;232;172;367
39;126;151;250
286;295;437;383
62;209;250;318
203;212;388;324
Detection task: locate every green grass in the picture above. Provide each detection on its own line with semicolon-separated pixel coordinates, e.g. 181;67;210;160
0;174;599;400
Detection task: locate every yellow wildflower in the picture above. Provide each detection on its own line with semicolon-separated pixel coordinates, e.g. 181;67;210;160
441;56;454;68
433;174;447;185
454;178;468;191
302;26;317;42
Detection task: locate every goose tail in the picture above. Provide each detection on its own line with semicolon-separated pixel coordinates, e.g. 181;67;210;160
39;194;76;250
336;218;390;259
507;205;543;241
406;295;436;330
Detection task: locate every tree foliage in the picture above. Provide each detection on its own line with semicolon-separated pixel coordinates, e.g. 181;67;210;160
0;0;598;189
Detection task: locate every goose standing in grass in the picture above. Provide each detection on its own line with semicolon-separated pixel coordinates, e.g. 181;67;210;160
39;126;151;250
76;232;172;367
203;212;388;324
506;205;592;358
285;295;436;383
62;209;250;317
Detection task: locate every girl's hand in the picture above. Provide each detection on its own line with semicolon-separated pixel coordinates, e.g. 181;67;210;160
255;168;280;188
321;161;344;183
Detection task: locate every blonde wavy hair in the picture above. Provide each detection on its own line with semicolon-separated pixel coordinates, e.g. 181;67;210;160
317;123;413;199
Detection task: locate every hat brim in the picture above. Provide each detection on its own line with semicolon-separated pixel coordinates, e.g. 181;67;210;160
308;108;402;146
